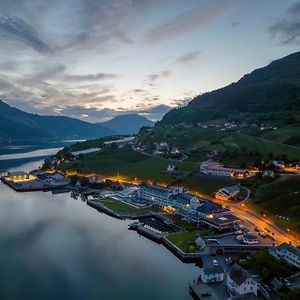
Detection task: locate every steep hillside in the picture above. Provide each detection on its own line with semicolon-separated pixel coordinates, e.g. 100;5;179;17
0;100;115;140
99;114;154;135
161;51;300;125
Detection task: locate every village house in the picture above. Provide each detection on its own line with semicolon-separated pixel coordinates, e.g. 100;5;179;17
227;264;259;297
44;173;70;187
200;161;249;178
215;185;240;201
270;243;300;269
200;263;225;283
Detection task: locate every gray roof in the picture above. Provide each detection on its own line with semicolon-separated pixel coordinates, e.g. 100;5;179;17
140;182;171;193
196;202;228;214
203;265;224;275
278;243;300;257
7;171;28;176
222;185;240;193
229;264;252;286
211;213;240;225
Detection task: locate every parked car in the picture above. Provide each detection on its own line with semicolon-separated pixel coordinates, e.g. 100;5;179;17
234;230;243;235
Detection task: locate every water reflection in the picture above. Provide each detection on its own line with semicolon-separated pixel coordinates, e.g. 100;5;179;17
0;158;198;300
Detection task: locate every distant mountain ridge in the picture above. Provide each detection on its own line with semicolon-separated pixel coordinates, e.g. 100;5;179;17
99;114;154;135
0;100;115;140
160;51;300;125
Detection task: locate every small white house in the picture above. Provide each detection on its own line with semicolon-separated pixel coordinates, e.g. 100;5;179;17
275;243;300;269
200;265;225;283
227;264;259;296
215;185;240;200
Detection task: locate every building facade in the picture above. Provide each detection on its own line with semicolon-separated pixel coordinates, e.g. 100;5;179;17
274;243;300;269
227;264;259;296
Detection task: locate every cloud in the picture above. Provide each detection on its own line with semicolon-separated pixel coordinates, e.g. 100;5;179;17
287;1;300;15
269;1;300;45
143;1;239;45
269;20;300;44
148;70;170;82
175;50;202;65
62;73;119;82
0;16;53;54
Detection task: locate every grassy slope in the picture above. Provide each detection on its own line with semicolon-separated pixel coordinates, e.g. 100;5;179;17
220;134;300;161
251;176;300;233
262;125;300;147
137;126;224;149
70;145;198;184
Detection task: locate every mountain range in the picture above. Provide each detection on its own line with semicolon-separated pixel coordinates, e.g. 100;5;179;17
0;100;115;140
99;114;154;135
160;51;300;125
0;100;154;140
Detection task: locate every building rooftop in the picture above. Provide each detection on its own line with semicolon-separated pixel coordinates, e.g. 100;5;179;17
278;242;300;257
221;185;240;194
196;202;228;215
229;264;252;286
7;171;28;176
203;265;224;275
211;213;240;225
140;182;172;193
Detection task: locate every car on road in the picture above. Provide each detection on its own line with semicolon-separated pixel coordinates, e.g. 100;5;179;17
234;230;243;235
201;292;212;297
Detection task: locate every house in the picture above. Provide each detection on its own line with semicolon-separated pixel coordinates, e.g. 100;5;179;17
215;185;240;201
89;175;106;184
167;164;176;172
200;263;225;283
200;161;249;178
273;243;300;269
5;171;36;182
44;174;70;187
227;264;259;296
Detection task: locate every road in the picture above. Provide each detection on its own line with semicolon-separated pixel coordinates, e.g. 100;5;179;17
212;197;300;246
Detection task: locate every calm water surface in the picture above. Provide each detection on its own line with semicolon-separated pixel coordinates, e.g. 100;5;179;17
0;150;198;300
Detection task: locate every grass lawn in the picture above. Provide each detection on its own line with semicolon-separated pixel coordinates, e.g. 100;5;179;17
101;197;161;214
101;198;141;213
167;214;199;230
182;175;236;196
167;229;207;253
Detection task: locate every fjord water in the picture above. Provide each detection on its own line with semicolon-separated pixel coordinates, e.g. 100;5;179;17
0;149;198;300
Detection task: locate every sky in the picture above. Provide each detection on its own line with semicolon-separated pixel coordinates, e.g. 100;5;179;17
0;0;299;122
